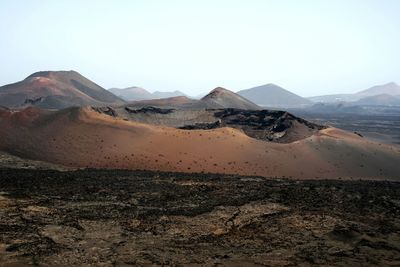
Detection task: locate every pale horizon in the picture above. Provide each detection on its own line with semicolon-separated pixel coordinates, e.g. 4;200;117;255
1;0;399;97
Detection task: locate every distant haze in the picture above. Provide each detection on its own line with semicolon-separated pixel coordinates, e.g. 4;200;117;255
1;0;399;97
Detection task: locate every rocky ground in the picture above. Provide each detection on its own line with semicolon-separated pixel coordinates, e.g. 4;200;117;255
0;152;67;170
0;168;399;266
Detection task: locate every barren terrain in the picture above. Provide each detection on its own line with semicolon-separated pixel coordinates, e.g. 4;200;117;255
0;107;399;180
294;112;400;145
0;168;399;266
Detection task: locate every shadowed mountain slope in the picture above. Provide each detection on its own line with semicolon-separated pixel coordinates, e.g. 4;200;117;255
237;84;311;108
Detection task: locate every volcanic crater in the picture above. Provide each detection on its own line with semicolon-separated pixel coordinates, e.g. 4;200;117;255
93;106;325;143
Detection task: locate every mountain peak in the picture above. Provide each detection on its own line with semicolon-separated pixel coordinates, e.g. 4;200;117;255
211;86;229;93
200;87;259;109
357;82;400;96
384;82;398;87
26;70;80;80
262;83;281;88
0;70;124;108
205;86;233;97
237;84;310;108
202;87;232;100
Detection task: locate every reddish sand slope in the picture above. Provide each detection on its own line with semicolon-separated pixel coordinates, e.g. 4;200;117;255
0;107;399;180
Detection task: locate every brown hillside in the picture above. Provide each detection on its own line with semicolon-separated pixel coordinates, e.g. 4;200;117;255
0;71;124;109
0;107;399;179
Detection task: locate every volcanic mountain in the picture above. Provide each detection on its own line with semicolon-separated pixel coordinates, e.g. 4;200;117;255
357;82;400;97
309;82;400;103
125;87;260;110
237;84;311;108
0;106;399;179
109;87;186;101
199;87;260;109
109;87;153;101
0;71;125;109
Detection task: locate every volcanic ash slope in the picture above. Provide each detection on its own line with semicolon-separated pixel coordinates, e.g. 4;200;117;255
0;107;399;180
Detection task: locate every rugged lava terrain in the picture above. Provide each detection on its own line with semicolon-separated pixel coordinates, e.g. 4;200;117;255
93;106;324;142
0;168;399;266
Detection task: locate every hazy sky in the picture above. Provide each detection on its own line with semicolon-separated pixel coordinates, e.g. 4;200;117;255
1;0;399;96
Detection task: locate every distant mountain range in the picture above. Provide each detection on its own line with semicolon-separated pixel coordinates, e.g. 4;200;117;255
108;87;153;101
109;87;186;101
1;70;399;111
358;82;400;97
308;82;400;104
127;87;260;110
114;83;313;108
237;83;311;108
112;86;260;109
0;71;259;110
238;82;400;108
0;71;125;109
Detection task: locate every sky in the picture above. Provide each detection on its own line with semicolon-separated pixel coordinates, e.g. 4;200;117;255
0;0;399;97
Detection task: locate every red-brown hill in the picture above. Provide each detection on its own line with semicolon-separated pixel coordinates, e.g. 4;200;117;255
0;71;125;109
